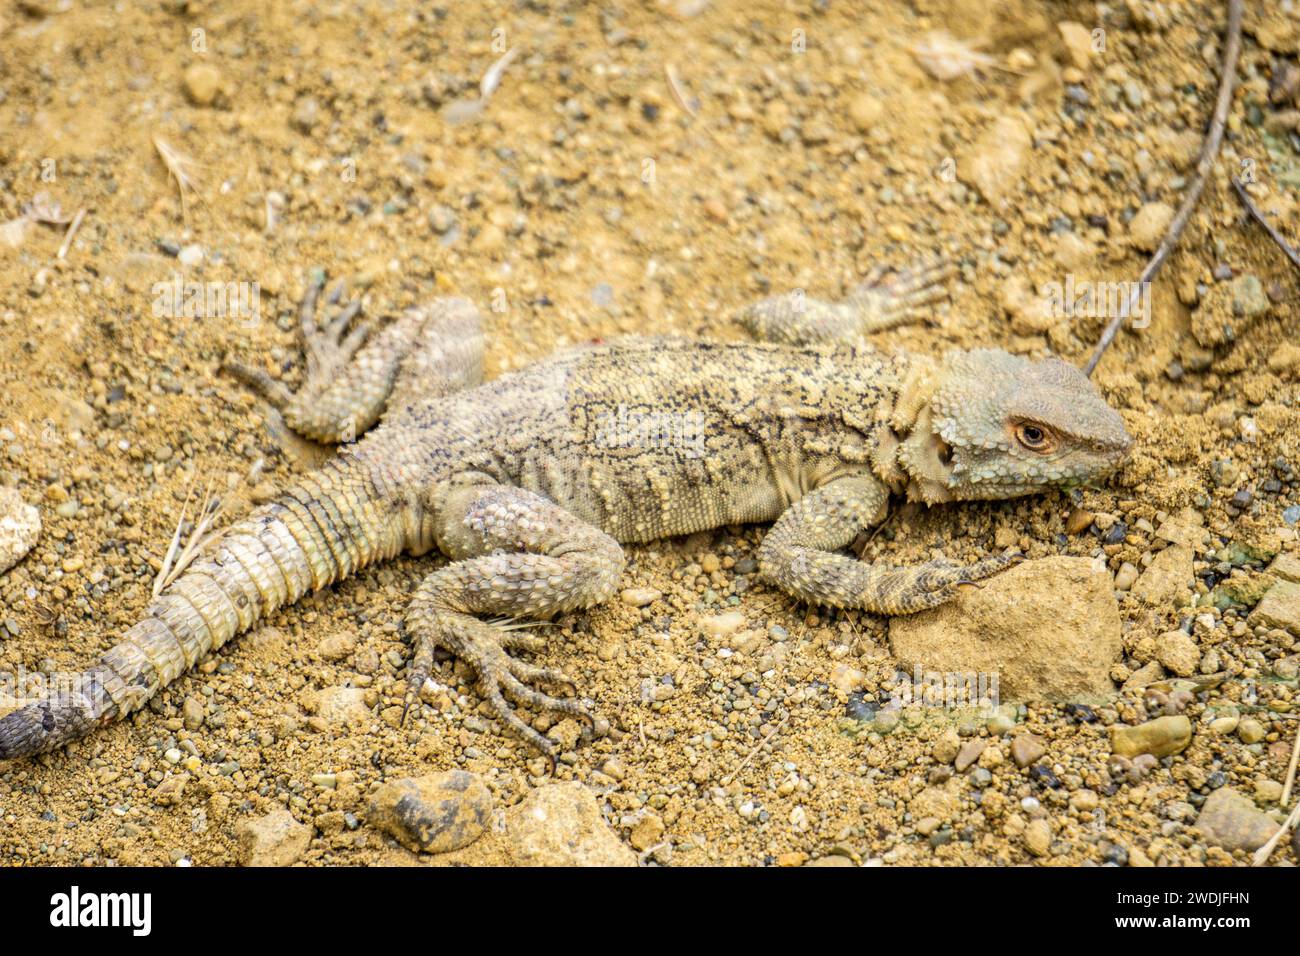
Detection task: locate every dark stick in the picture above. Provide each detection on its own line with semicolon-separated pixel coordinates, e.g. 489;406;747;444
1084;0;1243;378
1231;176;1300;271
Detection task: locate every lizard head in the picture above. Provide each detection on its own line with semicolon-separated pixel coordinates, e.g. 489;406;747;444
896;348;1132;503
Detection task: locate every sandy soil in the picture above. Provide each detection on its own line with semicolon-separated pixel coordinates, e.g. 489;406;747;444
0;0;1297;866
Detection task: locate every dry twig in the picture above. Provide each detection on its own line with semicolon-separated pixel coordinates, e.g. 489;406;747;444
1252;797;1300;866
1085;0;1242;377
152;463;258;596
1231;176;1300;271
56;207;86;260
152;135;205;224
1282;725;1300;806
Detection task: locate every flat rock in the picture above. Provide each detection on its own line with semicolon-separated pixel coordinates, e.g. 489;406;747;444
1057;21;1094;69
0;487;41;575
888;557;1121;703
1131;545;1194;608
1010;733;1047;768
368;770;491;854
700;610;745;640
1128;201;1174;252
505;782;635;866
1154;629;1200;677
182;62;223;107
1250;580;1300;636
1268;552;1300;584
620;587;661;607
1023;818;1052;857
963;115;1031;205
910;780;961;822
1109;715;1191;758
1195;788;1277;853
236;808;312;866
1155;508;1204;548
1192;275;1271;348
308;686;372;726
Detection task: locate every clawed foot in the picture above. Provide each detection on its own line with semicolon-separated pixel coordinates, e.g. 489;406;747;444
846;257;956;333
295;272;371;381
916;550;1022;603
868;549;1022;613
223;271;374;442
403;618;593;773
739;256;957;345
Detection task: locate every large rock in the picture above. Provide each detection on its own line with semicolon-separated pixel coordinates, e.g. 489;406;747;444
888;557;1121;703
1250;580;1300;636
1131;545;1194;608
0;487;41;575
368;770;491;854
505;783;635;867
236;808;312;866
1195;788;1277;853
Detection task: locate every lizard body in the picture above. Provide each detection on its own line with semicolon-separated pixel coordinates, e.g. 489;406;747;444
0;272;1132;763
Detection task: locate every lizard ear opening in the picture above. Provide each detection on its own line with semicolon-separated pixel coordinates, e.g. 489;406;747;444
936;436;954;467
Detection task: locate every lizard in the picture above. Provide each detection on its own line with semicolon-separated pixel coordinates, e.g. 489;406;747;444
0;265;1133;766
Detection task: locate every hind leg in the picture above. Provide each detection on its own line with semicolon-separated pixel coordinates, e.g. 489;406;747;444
404;483;625;768
225;274;484;443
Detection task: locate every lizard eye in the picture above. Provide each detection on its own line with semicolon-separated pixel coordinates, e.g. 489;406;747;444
1014;421;1056;453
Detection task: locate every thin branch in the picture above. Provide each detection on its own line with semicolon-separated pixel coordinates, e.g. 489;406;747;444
1084;0;1242;377
664;63;699;119
1282;724;1300;806
56;207;86;260
1252;796;1300;866
720;711;792;786
1231;176;1300;271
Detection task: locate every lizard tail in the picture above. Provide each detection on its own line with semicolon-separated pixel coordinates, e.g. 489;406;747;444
0;452;409;760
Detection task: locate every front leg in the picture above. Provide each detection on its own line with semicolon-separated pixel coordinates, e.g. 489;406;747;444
757;474;1017;614
739;258;955;345
404;483;626;767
